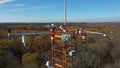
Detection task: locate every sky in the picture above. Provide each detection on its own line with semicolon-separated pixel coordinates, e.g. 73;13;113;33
0;0;120;23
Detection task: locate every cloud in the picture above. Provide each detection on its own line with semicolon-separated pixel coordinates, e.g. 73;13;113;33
9;6;52;12
12;4;25;6
0;0;15;5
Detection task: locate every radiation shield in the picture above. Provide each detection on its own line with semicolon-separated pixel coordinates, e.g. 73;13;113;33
22;35;26;43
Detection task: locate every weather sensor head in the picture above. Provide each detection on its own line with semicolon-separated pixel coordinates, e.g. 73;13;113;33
50;24;56;31
8;29;11;36
103;34;106;37
79;28;83;34
51;24;55;27
46;61;52;67
69;50;76;56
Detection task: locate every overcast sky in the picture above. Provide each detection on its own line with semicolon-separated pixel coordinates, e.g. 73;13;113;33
0;0;120;22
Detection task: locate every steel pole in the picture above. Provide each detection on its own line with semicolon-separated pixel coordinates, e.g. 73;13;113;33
64;0;67;26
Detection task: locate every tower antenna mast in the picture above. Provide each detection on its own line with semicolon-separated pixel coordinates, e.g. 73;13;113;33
64;0;67;26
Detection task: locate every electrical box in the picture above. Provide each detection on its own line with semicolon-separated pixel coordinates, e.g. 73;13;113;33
61;34;71;41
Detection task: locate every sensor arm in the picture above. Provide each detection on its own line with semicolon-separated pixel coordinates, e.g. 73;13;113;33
86;31;104;35
8;32;50;36
85;31;106;36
